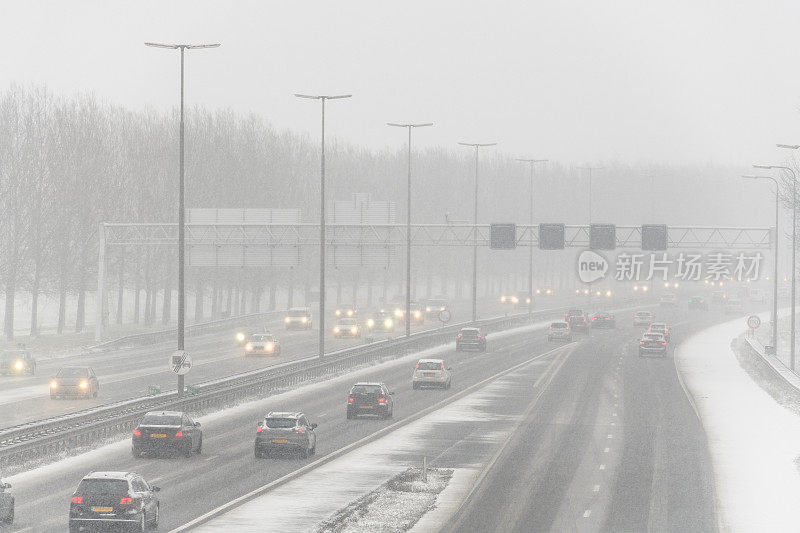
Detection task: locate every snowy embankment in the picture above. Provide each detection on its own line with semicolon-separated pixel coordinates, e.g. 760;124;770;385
676;314;800;532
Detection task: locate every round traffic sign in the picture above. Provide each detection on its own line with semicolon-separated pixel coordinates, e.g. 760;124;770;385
170;351;192;375
747;315;761;330
438;309;452;323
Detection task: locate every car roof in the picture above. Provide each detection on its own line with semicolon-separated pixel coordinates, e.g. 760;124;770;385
650;322;667;327
353;381;383;386
144;410;183;417
83;471;133;480
460;327;479;331
643;332;665;337
265;411;302;419
59;365;91;370
417;358;444;363
551;321;569;324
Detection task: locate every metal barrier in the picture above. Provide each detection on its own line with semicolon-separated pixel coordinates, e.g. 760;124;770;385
0;299;641;471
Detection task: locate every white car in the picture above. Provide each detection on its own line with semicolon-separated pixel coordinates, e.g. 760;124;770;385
633;311;655;326
412;359;452;389
547;321;573;342
284;307;312;330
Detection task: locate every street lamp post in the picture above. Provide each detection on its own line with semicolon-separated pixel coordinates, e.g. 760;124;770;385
295;94;352;358
742;174;780;353
458;142;497;322
577;166;604;225
388;122;433;337
145;42;220;396
516;158;548;315
755;149;799;370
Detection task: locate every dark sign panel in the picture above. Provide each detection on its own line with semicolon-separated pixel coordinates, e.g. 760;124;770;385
641;224;668;250
539;223;566;250
590;224;616;250
490;223;516;249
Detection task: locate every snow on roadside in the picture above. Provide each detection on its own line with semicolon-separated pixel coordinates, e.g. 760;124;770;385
676;316;800;532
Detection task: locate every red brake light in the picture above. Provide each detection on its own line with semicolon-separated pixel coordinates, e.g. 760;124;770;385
378;397;386;404
415;363;420;369
661;341;667;345
133;429;141;436
457;333;462;338
440;364;445;370
296;427;305;433
71;496;83;504
257;426;263;432
549;326;553;330
348;397;354;403
120;497;133;505
640;340;645;344
477;334;482;339
175;430;183;437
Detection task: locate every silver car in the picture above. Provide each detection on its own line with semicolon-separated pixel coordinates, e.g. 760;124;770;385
639;332;667;357
412;359;452;389
547;321;573;342
0;479;12;525
254;412;317;459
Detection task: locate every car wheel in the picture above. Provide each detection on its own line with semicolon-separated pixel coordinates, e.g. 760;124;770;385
137;511;146;533
3;506;12;525
184;442;192;458
254;445;262;459
196;435;203;454
151;504;159;529
346;411;354;420
412;382;419;390
132;446;142;458
69;522;80;533
300;447;309;459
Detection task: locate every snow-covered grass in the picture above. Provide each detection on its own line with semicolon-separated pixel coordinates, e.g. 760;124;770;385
317;468;453;533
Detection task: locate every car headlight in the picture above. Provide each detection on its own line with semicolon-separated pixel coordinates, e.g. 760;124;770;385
546;289;552;295
236;332;245;342
335;310;341;316
426;307;431;312
284;317;291;324
334;327;340;333
501;296;507;303
50;380;58;389
394;309;403;317
245;343;253;351
14;360;24;371
266;343;274;351
414;311;421;318
301;317;308;323
511;296;519;303
385;319;393;328
351;327;358;334
526;298;531;304
347;310;354;317
79;380;88;389
367;318;375;327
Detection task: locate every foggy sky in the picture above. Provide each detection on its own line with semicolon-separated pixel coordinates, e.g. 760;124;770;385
2;0;800;167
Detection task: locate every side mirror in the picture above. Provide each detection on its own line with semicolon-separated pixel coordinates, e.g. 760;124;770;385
2;483;10;489
152;486;161;492
447;367;452;371
389;391;394;395
311;423;318;429
194;422;201;427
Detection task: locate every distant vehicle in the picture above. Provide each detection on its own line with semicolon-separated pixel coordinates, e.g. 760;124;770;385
50;366;99;399
69;471;160;533
712;290;726;303
412;359;452;389
647;322;670;342
565;309;588;331
334;306;358;318
423;299;448;321
409;301;425;324
456;327;487;352
254;411;317;459
688;296;708;310
0;349;35;376
347;382;394;419
0;479;12;525
500;294;520;305
724;298;744;314
659;293;678;306
366;310;395;332
334;317;361;338
235;329;248;344
547;321;573;342
591;312;616;328
132;411;202;457
388;301;407;322
284;307;312;330
639;332;668;357
633;311;655;326
244;333;281;355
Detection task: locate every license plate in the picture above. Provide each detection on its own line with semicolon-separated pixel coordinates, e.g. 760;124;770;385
424;372;435;377
151;434;167;438
91;506;113;512
361;405;373;409
272;438;288;443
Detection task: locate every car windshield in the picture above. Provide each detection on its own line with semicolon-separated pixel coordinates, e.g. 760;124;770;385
141;414;182;426
250;335;272;341
56;367;88;378
418;362;443;370
644;334;663;341
288;309;308;317
77;479;128;495
339;319;357;325
351;384;383;395
265;418;296;429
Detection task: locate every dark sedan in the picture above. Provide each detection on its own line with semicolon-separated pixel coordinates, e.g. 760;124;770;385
50;366;99;399
688;296;708;310
591;312;616;328
456;328;487;352
132;411;202;457
346;382;394;419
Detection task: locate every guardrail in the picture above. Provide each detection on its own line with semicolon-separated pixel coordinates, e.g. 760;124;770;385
87;311;284;352
743;334;800;391
0;298;642;472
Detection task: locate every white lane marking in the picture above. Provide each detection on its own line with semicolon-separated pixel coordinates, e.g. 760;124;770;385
604;447;610;453
593;485;600;492
583;510;592;518
204;455;218;462
599;464;606;470
607;434;613;439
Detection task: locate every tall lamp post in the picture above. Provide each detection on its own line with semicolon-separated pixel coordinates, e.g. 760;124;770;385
458;142;497;322
145;42;220;395
388;122;433;337
577;166;604;224
742;174;780;353
516;158;548;314
295;93;352;358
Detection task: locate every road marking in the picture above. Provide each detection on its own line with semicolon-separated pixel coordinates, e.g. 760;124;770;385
604;447;610;453
204;455;218;462
583;510;592;518
607;434;613;439
612;412;617;417
599;464;606;470
593;485;600;492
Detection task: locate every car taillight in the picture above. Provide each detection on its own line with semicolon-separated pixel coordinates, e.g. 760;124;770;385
440;364;445;370
296;427;305;433
640;341;645;345
348;397;354;403
549;326;553;330
257;426;263;432
415;363;420;369
120;497;133;505
175;430;183;437
378;397;386;404
133;429;141;436
605;317;610;320
71;496;83;504
661;342;667;345
457;333;462;338
477;334;482;339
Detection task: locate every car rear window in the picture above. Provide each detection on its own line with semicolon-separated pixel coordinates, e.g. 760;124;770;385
351;384;383;394
644;334;663;341
418;362;443;370
77;479;129;495
551;323;568;329
141;414;182;426
460;329;479;336
265;418;296;429
57;367;88;378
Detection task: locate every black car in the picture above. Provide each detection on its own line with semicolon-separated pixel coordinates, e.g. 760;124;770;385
688;296;708;310
565;309;588;331
50;366;99;399
456;328;487;352
0;349;35;376
0;479;12;525
591;312;616;328
347;382;394;419
366;310;395;333
69;471;159;533
132;411;202;457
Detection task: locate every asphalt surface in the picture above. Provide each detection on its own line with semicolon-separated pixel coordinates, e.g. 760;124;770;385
0;297;544;428
443;304;748;533
6;301;578;532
